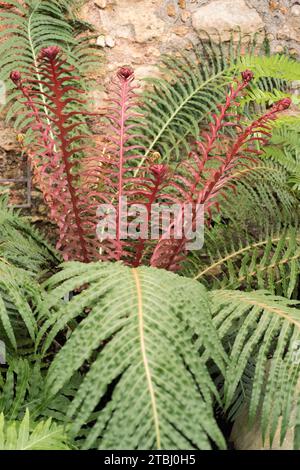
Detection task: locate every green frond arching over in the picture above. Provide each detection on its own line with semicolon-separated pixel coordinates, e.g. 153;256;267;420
0;197;60;273
133;33;264;164
237;54;300;82
0;409;71;450
211;290;300;447
37;262;226;450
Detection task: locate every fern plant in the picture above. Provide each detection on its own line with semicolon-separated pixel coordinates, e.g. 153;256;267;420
0;260;40;353
37;262;226;450
133;37;299;164
10;53;290;272
1;15;300;450
0;196;60;274
0;409;71;450
211;290;300;447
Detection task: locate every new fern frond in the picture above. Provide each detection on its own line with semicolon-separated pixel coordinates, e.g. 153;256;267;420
10;47;101;262
150;73;291;271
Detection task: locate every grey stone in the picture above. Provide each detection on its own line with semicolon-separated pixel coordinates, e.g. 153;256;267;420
192;0;265;41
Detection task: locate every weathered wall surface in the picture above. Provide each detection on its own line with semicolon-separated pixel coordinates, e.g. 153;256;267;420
81;0;300;111
0;0;299;219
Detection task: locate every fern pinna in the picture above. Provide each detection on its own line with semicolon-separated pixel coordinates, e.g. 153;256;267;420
11;48;290;269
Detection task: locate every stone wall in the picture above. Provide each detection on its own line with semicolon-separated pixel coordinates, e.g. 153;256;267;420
81;0;300;112
0;0;299;221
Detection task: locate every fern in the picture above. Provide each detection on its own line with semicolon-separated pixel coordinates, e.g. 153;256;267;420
1;0;98;138
262;116;300;190
0;196;60;273
188;219;300;298
36;262;226;450
211;290;300;446
133;36;294;165
237;54;300;82
10;48;102;262
0;261;40;352
0;357;82;426
0;408;71;450
218;160;298;224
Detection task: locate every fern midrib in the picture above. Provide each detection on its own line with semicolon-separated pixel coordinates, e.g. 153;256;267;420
238;252;300;283
194;236;295;280
28;1;57;153
132;268;161;449
221;291;300;330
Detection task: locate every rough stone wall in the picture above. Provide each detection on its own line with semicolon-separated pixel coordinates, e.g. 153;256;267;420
0;0;299;220
82;0;300;113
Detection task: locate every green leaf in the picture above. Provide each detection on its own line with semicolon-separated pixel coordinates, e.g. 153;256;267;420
39;262;226;450
0;409;71;450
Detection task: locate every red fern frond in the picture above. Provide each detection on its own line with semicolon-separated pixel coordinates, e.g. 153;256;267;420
96;67;160;264
11;47;100;262
150;72;291;271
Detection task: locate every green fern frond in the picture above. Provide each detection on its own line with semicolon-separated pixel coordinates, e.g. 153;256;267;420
37;262;226;450
0;408;71;450
134;34;264;164
0;261;40;351
188;222;300;298
0;0;99;136
133;36;295;167
238;54;300;82
211;290;300;447
219;161;297;224
0;357;82;425
0;196;60;274
240;87;291;110
261;116;300;190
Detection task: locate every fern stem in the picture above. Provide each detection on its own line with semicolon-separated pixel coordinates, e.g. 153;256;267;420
27;1;57;154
